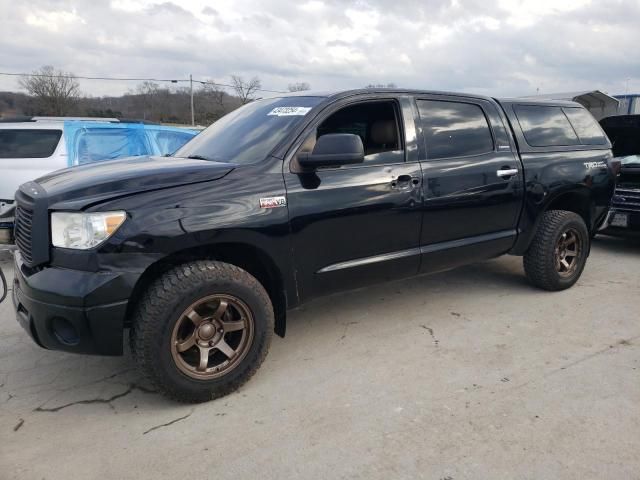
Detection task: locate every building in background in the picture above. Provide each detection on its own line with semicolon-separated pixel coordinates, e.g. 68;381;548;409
614;94;640;115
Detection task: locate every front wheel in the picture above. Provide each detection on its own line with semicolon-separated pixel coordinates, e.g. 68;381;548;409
523;210;590;291
131;260;274;403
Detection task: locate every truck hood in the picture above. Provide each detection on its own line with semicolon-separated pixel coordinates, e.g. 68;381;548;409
615;155;640;189
34;155;236;210
617;168;640;190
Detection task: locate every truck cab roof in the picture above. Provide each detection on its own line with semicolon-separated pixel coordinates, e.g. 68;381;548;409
277;88;583;108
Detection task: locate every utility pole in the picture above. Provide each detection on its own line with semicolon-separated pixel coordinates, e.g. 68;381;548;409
190;74;195;126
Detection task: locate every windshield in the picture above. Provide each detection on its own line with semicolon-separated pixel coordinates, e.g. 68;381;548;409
174;96;323;164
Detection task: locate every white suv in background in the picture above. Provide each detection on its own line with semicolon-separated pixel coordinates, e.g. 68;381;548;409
0;117;198;243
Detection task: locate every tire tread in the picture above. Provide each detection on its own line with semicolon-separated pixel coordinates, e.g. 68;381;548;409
523;210;589;291
130;260;273;403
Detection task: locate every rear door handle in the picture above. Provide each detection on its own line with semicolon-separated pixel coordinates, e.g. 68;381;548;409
496;168;518;179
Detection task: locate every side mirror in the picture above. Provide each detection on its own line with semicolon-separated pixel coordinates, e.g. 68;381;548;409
298;133;364;168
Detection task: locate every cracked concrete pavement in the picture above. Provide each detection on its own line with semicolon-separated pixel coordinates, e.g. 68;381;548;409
1;236;639;480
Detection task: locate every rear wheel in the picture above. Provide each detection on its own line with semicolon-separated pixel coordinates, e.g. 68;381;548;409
131;260;273;403
523;210;590;291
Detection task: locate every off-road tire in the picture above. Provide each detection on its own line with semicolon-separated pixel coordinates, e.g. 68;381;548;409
523;210;590;291
130;260;274;403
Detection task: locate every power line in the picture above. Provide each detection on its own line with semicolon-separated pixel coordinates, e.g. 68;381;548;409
0;71;288;94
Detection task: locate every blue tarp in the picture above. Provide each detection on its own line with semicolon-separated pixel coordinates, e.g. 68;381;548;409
63;122;198;167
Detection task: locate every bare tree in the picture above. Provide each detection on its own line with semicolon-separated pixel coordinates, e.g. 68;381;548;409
288;82;311;92
230;75;261;104
19;65;80;115
196;82;230;123
201;83;226;111
135;81;160;120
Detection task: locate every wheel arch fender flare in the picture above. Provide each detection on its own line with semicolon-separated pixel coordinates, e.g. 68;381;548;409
512;187;594;255
125;237;292;338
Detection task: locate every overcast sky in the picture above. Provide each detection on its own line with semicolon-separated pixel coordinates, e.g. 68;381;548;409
0;0;638;98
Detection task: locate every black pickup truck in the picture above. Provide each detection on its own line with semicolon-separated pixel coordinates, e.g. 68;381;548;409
599;114;640;234
11;89;615;402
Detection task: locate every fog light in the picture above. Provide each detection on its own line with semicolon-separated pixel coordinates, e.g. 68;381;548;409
51;317;80;345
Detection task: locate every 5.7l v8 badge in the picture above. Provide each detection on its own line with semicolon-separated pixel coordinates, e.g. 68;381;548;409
259;196;287;209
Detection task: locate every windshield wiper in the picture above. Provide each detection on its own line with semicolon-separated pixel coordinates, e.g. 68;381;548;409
186;154;213;161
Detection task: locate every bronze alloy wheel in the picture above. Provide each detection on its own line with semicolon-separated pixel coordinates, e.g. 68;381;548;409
171;294;254;379
554;228;582;277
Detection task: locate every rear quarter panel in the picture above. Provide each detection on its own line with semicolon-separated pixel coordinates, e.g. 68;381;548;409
499;102;615;254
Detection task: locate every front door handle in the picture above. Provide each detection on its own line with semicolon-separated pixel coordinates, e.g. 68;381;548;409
391;175;420;189
496;168;518;179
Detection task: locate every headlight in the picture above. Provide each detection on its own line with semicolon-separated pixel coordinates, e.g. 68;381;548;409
51;211;126;249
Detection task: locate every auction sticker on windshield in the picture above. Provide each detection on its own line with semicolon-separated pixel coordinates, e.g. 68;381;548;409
267;107;312;116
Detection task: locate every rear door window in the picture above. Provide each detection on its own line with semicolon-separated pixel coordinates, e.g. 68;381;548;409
416;100;494;160
562;107;607;145
514;105;579;147
0;129;62;158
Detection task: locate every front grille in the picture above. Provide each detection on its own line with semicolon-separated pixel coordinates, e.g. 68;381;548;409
613;187;640;213
14;182;49;267
14;205;34;264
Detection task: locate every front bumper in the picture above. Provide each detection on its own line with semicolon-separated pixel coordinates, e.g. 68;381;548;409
12;252;136;356
599;208;640;236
